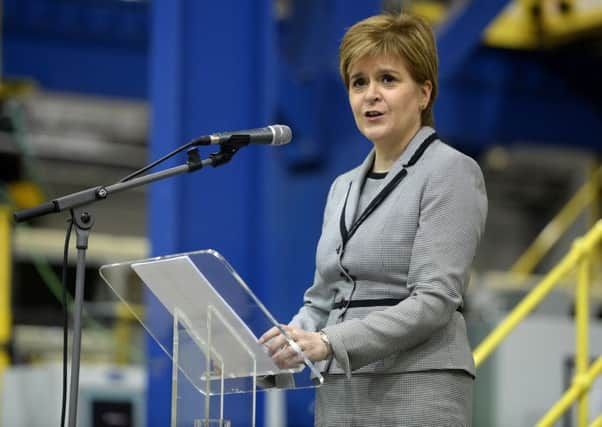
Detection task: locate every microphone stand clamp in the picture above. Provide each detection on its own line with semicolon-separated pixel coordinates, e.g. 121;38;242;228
208;141;244;168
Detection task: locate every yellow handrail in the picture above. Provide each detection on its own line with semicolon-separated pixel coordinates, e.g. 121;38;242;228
590;414;602;427
474;220;602;426
0;206;12;369
536;355;602;427
511;166;601;276
474;227;599;366
0;205;12;424
474;220;602;367
114;303;144;364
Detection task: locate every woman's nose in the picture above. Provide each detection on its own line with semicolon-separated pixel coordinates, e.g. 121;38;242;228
365;82;381;102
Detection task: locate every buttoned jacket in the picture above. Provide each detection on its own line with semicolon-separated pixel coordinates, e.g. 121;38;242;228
290;127;488;378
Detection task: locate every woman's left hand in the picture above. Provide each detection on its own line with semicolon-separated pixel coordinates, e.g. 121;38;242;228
259;325;330;369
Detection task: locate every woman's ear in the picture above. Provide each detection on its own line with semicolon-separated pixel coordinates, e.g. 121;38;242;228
420;80;433;109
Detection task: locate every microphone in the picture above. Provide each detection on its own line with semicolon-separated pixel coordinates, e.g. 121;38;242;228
192;124;292;146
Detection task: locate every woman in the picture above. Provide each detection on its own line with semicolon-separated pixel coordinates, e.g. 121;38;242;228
260;12;487;427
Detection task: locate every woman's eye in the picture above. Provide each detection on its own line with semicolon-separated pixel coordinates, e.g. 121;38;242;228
351;78;366;88
382;74;396;84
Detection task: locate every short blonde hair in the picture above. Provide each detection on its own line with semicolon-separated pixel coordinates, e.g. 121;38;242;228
339;13;438;126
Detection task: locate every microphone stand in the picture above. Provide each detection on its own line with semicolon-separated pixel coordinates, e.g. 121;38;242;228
13;144;242;427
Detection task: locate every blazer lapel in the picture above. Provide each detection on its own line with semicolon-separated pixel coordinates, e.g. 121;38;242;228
339;127;437;247
374;126;437;193
344;152;375;233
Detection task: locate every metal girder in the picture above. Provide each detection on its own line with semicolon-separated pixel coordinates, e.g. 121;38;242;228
437;0;510;80
3;0;148;97
148;1;275;425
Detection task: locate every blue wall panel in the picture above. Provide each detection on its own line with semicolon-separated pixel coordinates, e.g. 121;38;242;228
3;0;148;98
436;0;509;81
436;47;602;151
148;1;275;425
3;37;148;98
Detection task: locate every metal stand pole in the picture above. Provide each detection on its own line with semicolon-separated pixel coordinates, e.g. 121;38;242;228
67;209;94;427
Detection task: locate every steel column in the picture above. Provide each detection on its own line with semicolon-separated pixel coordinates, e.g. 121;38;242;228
0;206;11;368
437;0;509;81
149;1;274;425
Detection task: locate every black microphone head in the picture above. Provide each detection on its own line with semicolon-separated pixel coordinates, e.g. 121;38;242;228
269;124;292;146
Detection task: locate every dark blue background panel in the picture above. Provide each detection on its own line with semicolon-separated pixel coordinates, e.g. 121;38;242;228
148;1;276;425
436;0;509;81
4;0;147;47
436;47;602;151
3;37;148;98
3;0;148;98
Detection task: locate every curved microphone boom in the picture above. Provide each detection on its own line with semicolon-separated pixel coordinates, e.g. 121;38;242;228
192;124;292;146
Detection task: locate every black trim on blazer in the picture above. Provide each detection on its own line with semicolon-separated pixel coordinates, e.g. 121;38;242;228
338;182;353;251
366;171;388;179
339;132;439;247
332;297;464;313
332;298;403;309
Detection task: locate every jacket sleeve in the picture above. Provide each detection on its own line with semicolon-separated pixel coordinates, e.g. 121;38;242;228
323;154;488;376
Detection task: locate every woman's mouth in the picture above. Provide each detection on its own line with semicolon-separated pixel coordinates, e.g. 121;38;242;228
365;110;384;121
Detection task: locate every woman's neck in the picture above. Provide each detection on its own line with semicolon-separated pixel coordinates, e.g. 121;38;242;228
373;146;405;172
372;126;421;172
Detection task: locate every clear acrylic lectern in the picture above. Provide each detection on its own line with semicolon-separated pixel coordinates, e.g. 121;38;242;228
99;250;323;427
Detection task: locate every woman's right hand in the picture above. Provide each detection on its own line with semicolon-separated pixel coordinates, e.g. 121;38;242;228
259;325;331;369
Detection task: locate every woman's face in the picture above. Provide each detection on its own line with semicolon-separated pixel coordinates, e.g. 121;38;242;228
348;54;431;149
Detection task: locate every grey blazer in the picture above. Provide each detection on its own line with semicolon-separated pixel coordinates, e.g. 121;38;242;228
290;127;487;378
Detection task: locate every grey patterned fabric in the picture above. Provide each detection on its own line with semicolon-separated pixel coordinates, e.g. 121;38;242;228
315;371;473;427
357;174;386;213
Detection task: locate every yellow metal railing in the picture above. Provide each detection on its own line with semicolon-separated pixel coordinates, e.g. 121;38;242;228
0;206;12;369
0;205;12;424
590;414;602;427
473;220;602;427
537;355;602;427
511;165;601;276
114;303;144;364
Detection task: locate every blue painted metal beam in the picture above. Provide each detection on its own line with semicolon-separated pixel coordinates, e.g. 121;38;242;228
4;0;148;48
436;0;510;81
436;46;602;151
2;0;148;98
148;0;275;425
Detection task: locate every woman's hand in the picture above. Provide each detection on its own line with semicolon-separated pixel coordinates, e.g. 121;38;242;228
259;325;331;369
